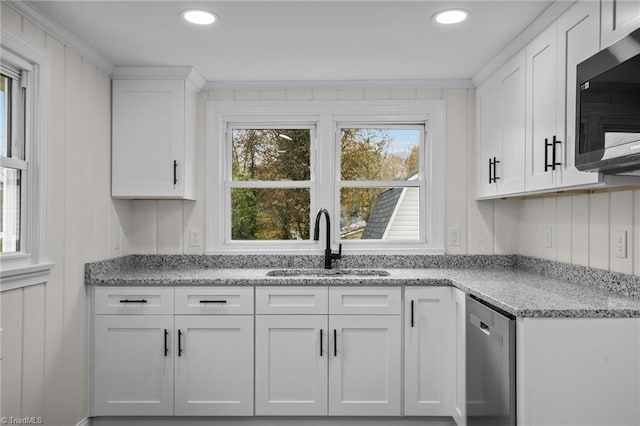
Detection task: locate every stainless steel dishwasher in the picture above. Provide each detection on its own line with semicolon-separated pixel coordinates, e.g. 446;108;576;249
466;295;516;426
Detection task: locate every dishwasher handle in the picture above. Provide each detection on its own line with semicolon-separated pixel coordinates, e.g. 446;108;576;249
470;313;504;344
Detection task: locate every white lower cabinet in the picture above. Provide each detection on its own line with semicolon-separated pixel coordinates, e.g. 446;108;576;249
404;287;454;416
92;287;254;417
174;315;254;416
93;315;175;416
254;287;402;417
329;315;401;416
254;315;328;415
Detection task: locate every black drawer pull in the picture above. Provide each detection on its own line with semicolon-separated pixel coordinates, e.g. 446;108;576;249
164;329;168;357
334;329;337;357
320;329;324;357
173;160;178;185
178;329;183;357
119;299;148;303
411;300;415;327
199;300;227;304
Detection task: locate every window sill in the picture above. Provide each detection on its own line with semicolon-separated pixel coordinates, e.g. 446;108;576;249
0;261;54;292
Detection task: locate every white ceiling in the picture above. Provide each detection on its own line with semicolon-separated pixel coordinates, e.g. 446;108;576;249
29;0;553;83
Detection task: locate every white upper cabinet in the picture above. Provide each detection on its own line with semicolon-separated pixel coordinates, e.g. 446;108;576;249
497;51;527;196
111;67;204;199
475;52;526;199
525;24;560;191
601;0;640;48
556;1;603;188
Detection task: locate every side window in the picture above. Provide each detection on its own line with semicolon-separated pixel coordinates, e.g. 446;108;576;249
0;68;27;254
227;126;314;241
338;126;424;242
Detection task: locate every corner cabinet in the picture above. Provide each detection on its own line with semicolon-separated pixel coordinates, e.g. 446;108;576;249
111;67;204;199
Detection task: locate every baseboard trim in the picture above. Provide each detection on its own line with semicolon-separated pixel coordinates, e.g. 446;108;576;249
91;416;455;426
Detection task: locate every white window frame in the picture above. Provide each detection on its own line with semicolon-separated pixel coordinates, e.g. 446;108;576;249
225;122;317;246
0;29;53;292
206;100;445;255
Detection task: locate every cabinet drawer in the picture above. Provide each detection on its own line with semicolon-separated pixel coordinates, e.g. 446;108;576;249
174;287;254;315
256;287;328;314
94;287;173;315
329;287;401;315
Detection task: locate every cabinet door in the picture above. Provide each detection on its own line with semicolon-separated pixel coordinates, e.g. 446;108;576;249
93;315;174;416
112;79;185;198
526;24;559;191
404;287;453;416
255;315;328;415
496;51;526;195
329;315;401;416
475;76;499;199
174;315;253;416
557;1;602;188
601;0;640;48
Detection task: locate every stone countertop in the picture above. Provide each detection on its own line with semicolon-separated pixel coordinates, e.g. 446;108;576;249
85;259;640;318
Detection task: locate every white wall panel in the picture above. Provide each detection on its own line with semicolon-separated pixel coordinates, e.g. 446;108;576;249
589;192;610;270
157;200;184;254
556;196;572;264
542;198;557;261
609;191;634;274
1;8;122;426
635;190;640;277
494;199;520;255
571;194;590;267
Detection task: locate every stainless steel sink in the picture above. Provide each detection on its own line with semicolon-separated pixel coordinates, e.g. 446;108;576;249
266;269;390;277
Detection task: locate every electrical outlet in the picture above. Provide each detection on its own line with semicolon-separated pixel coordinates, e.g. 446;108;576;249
544;226;554;248
190;229;202;247
615;230;627;259
448;226;461;246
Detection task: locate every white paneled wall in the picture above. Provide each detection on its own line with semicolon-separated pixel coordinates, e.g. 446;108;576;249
129;86;514;256
518;190;639;276
0;5;126;426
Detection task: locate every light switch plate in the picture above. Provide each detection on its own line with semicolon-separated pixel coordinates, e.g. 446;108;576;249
190;229;203;247
615;230;627;258
544;226;554;248
448;226;461;246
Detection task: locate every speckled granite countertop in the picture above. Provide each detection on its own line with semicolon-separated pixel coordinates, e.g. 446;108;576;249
85;255;640;319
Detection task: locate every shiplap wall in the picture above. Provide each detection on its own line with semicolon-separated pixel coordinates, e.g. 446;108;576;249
128;87;519;257
0;5;128;426
519;191;640;275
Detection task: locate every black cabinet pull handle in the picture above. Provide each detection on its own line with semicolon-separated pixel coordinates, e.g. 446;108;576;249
334;329;337;357
164;329;168;357
411;300;415;327
173;160;178;185
178;329;183;357
552;135;562;170
119;299;147;303
320;329;324;357
544;138;551;171
493;157;500;181
488;158;493;184
199;300;227;304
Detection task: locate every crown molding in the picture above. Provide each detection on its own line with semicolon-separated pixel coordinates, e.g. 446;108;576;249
7;1;114;75
203;79;474;91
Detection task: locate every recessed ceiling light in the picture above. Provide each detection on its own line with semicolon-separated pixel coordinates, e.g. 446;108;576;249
433;9;469;25
182;9;217;25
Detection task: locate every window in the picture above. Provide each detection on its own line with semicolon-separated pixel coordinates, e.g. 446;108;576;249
207;101;444;254
1;28;52;291
0;69;26;253
338;126;424;241
229;126;313;241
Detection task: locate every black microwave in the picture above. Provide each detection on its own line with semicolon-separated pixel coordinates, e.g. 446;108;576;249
575;27;640;174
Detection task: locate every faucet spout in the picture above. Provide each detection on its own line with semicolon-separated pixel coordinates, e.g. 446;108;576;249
313;208;342;269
